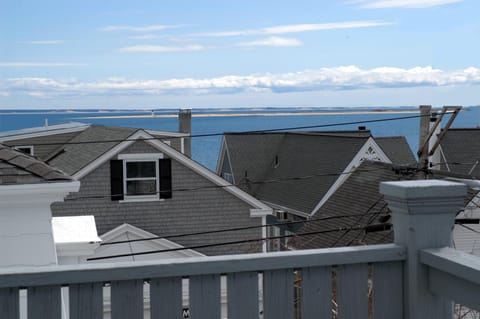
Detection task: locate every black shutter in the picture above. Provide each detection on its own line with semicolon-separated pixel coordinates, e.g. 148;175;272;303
110;160;124;201
159;158;172;199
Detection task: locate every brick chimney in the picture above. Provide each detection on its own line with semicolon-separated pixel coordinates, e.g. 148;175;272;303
179;109;192;157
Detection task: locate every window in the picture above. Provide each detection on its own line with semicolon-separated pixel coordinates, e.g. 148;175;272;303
110;154;172;201
125;160;158;198
14;145;34;156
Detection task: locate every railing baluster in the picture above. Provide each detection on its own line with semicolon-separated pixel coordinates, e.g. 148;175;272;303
111;280;143;319
263;269;294;319
302;266;332;319
0;287;19;319
69;283;103;319
150;277;183;319
373;261;403;319
227;271;259;319
28;285;62;319
337;263;368;319
189;274;221;319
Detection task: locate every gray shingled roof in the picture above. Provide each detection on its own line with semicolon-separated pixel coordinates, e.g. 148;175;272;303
440;128;480;177
48;125;137;175
292;160;478;250
375;136;417;165
224;131;371;214
0;144;73;185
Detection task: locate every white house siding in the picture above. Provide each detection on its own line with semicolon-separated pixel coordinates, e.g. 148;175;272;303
51;140;263;256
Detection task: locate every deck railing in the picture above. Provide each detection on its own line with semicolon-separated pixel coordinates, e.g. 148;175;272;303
0;180;479;319
0;244;405;319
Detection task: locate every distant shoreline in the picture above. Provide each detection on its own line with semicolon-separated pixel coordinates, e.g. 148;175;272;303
73;109;419;120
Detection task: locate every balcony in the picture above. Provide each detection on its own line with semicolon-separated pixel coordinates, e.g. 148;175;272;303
0;180;479;319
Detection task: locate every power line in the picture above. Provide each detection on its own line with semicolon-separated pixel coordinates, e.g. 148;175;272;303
64;166;405;202
86;223;391;261
100;212;389;246
4;113;431;147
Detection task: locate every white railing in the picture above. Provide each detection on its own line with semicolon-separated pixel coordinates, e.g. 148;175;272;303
1;179;480;319
0;244;405;319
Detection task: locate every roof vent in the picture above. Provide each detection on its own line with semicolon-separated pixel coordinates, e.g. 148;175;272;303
358;126;366;131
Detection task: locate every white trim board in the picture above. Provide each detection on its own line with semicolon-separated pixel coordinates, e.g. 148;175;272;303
310;138;391;216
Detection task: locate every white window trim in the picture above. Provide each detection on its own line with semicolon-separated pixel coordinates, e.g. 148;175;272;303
14;145;34;156
118;153;164;160
118;153;164;202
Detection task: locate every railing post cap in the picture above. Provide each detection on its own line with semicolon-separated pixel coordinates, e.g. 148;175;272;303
380;179;467;199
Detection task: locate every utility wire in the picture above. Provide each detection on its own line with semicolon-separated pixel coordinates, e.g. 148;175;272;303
87;223;391;261
4;113;434;147
64;166;406;202
100;212;388;246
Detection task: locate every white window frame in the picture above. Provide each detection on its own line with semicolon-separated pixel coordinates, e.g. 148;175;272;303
118;153;163;202
14;145;34;156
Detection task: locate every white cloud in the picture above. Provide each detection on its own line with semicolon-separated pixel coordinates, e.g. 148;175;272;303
118;44;207;53
236;37;303;47
23;40;64;45
0;62;85;67
100;25;185;32
2;66;479;99
352;0;463;8
128;34;161;40
195;20;392;37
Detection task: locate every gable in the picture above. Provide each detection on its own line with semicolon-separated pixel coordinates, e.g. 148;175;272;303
89;223;204;262
69;130;272;213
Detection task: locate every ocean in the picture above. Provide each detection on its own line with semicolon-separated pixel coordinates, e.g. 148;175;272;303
1;106;479;171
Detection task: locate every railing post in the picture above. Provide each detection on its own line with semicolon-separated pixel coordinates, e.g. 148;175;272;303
380;180;467;319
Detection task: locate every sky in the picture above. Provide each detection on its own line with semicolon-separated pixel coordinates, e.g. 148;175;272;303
0;0;479;109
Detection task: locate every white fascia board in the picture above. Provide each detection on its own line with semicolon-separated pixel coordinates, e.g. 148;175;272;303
72;131;142;179
250;208;274;217
215;137;227;174
310;138;391;216
145;130;188;138
100;223;205;257
0;123;89;142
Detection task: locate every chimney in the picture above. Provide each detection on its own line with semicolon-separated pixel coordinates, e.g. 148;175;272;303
179;109;192;157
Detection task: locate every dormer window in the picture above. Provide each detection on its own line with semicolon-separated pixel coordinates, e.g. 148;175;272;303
110;153;172;202
125;161;158;197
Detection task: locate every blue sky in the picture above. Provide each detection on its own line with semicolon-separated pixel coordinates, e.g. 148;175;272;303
0;0;479;109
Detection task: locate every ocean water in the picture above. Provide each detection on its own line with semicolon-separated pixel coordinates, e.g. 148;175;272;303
1;107;479;171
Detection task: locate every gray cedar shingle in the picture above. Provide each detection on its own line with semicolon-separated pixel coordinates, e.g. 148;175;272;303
292;160;479;250
0;144;72;185
48;125;137;175
440;128;480;177
51;140;263;256
224;131;370;214
375;136;417;165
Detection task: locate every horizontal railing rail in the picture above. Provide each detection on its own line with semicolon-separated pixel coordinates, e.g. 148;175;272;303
0;243;406;319
420;247;480;312
0;243;405;289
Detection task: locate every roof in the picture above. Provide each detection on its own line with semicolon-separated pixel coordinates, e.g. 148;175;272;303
292;160;479;250
375;136;417;165
223;131;370;214
0;143;73;185
0;122;89;141
220;130;415;215
48;125;137;175
439;128;480;177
